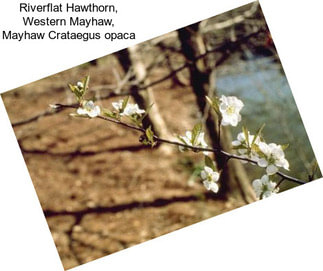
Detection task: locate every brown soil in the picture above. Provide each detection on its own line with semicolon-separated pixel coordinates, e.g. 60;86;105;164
2;56;244;269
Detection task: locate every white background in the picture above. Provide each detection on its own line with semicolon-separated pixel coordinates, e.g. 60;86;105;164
0;0;322;270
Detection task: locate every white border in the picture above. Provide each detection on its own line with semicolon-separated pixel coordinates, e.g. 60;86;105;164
1;1;323;270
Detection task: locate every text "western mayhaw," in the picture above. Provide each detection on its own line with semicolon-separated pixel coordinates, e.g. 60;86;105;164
22;17;114;28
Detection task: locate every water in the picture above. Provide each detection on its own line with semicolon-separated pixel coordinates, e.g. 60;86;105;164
216;52;320;186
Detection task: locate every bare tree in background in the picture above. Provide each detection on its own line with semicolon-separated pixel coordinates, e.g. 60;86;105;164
115;46;173;154
177;23;256;203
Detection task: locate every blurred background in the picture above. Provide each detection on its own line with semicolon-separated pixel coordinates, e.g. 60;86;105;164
1;2;320;269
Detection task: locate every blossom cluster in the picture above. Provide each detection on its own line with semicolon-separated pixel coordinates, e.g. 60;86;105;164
178;130;209;155
181;94;290;199
180;95;245;195
232;132;289;175
200;166;220;193
219;95;244;126
252;175;279;199
68;78;146;122
232;131;260;163
66;76;291;201
112;99;145;117
76;100;101;118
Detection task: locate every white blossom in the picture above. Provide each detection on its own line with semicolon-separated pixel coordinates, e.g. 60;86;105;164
112;99;145;116
77;81;84;88
232;132;261;148
200;166;220;193
112;100;123;111
232;131;261;163
49;104;59;110
257;142;289;175
219;95;244;126
123;103;145;116
76;100;101;118
178;131;209;155
252;175;278;199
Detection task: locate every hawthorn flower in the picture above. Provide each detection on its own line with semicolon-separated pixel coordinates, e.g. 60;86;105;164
200;166;220;193
257;142;289;175
112;100;124;111
123;103;145;116
232;132;261;148
252;175;278;199
232;131;261;163
49;104;60;112
112;99;145;116
219;95;244;126
77;81;84;88
49;104;59;109
178;131;208;155
76;100;101;118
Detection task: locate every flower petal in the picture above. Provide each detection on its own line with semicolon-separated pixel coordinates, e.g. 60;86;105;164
178;146;185;152
252;179;262;189
77;108;87;115
211;172;220;182
232;140;241;147
203;180;211;190
262;191;273;198
200;170;207;180
237;132;245;142
261;175;269;183
210;182;219;193
266;164;278;175
257;158;268;168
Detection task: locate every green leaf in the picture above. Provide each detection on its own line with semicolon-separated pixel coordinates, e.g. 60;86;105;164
191;123;203;145
232;145;246;150
122;96;130;111
252;123;265;146
206;95;221;116
177;135;187;145
83;75;90;92
204;156;215;171
141;138;149;146
68;76;90;102
254;144;265;158
68;83;76;92
205;96;213;107
242;126;250;147
312;160;318;173
144;126;156;147
145;126;154;142
281;144;289;151
311;160;318;178
138;103;154;123
103;109;117;119
129;113;146;128
177;136;189;152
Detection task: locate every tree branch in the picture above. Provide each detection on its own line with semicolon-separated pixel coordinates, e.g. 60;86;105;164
51;103;306;186
200;2;259;33
11;29;264;128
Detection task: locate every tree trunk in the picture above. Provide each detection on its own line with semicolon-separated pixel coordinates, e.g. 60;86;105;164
115;46;173;154
177;23;256;203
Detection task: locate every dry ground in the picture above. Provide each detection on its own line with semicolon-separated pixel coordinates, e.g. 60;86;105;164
2;57;245;269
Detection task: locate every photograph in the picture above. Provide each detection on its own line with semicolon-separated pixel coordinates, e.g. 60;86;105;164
1;2;321;269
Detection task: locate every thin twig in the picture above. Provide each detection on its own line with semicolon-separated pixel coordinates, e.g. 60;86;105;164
53;103;306;186
217;119;221;146
201;2;259;33
11;28;264;128
275;177;286;190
